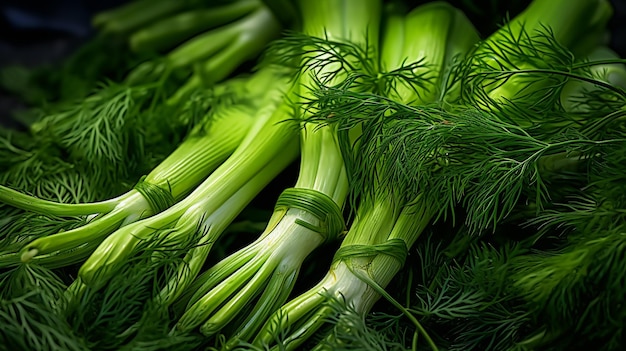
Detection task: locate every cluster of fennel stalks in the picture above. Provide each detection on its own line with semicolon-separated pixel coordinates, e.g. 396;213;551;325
1;0;625;350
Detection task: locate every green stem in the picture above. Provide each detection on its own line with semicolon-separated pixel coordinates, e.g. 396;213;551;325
19;191;150;262
165;21;241;69
177;257;268;332
0;186;119;216
154;153;298;307
16;104;255;265
129;0;261;53
166;5;281;105
144;109;255;194
343;264;438;351
507;0;611;54
77;88;300;288
124;4;277;87
92;0;164;28
26;240;102;269
467;0;613;107
228;266;298;342
253;289;327;348
282;305;335;350
182;245;262;307
175;1;381;343
96;0;191;35
198;261;279;336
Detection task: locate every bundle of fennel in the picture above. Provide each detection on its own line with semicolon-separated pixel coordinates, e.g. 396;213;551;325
1;0;625;350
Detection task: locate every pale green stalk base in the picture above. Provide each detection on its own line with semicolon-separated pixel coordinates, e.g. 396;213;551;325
200;0;385;345
174;119;350;341
154;147;300;307
247;2;478;348
175;207;328;335
252;198;433;350
252;262;370;351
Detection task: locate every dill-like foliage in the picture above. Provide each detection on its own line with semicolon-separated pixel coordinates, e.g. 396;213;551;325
0;208;87;259
453;24;575;118
0;76;212;204
264;30;433;98
0;263;87;351
303;86;621;232
508;138;626;350
417;243;531;351
32;83;153;189
64;222;208;351
0;131;99;203
313;294;410;351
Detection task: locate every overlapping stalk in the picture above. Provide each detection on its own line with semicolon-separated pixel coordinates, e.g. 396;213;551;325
254;1;617;348
71;67;299;295
173;0;381;343
252;3;479;349
458;0;612;113
0;0;283;205
0;70;285;269
162;2;282;105
2;1;624;350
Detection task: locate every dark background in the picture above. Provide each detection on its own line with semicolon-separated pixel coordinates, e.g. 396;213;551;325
0;0;127;66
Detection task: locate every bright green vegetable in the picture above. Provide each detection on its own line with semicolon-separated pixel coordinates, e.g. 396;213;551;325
3;1;626;350
0;70;287;270
0;0;282;201
163;4;282;105
560;46;626;113
173;0;380;342
253;0;619;349
71;67;298;294
507;55;626;350
0;0;282;202
400;90;626;349
0;0;210;107
457;0;612;113
0;83;174;204
252;3;478;350
129;0;262;53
